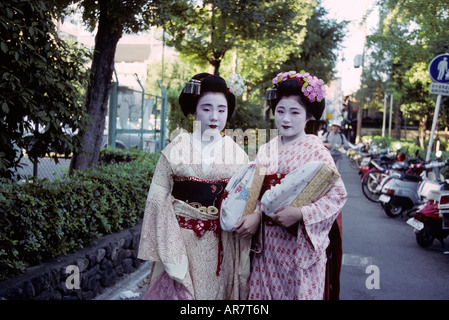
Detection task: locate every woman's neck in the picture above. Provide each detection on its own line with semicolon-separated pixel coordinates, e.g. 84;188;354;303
281;131;306;145
192;128;222;148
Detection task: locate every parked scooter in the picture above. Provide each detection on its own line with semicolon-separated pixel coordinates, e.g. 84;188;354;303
406;189;449;248
347;142;369;170
378;158;449;218
359;149;399;177
378;165;423;217
361;151;423;203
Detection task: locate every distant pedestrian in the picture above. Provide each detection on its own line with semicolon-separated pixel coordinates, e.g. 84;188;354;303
322;120;349;171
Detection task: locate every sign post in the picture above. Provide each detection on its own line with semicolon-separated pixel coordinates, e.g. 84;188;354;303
426;53;449;161
385;81;396;138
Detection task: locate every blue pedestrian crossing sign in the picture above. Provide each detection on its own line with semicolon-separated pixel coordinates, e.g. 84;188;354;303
428;53;449;83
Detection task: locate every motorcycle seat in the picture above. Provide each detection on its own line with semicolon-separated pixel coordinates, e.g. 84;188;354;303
400;173;422;182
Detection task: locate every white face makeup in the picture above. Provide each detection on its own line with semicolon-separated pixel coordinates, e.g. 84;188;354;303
193;92;228;135
274;96;309;144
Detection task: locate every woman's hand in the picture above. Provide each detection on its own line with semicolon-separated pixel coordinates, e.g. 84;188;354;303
272;205;303;228
234;211;261;239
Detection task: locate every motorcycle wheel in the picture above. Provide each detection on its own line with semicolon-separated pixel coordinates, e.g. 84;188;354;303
348;157;360;170
384;201;403;218
415;230;434;248
361;170;383;202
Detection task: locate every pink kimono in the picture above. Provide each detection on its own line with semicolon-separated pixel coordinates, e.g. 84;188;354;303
248;134;347;300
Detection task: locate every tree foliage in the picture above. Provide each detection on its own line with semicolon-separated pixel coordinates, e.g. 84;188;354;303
52;0;189;173
238;3;347;107
360;0;449;143
149;1;346;135
163;0;316;76
0;0;90;179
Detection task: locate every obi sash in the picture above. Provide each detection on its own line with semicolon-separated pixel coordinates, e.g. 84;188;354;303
172;177;227;208
172;176;228;276
261;173;298;236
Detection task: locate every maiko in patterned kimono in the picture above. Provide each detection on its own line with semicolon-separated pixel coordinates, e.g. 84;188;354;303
235;70;347;300
249;134;347;299
137;73;249;300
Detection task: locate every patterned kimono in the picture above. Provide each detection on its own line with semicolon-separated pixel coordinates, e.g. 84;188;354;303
137;132;249;300
248;134;347;300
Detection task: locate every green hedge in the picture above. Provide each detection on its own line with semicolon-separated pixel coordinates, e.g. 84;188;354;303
363;135;449;158
99;147;145;165
0;149;160;281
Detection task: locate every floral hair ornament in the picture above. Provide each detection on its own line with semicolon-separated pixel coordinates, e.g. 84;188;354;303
265;70;326;103
227;73;247;97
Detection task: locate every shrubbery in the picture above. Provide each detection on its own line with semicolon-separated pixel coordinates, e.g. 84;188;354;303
98;147;146;165
0;149;160;281
362;135;449;178
363;136;449;158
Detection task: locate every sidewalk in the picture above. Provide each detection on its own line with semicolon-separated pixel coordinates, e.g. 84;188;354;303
94;261;153;300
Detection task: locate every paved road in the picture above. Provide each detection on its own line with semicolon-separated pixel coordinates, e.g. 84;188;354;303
339;157;449;300
94;261;152;300
97;156;449;300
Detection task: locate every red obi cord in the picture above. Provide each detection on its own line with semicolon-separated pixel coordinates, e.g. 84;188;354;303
176;216;219;238
262;173;287;190
174;176;229;183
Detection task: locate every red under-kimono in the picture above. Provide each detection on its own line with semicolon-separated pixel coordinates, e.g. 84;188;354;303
248;134;347;300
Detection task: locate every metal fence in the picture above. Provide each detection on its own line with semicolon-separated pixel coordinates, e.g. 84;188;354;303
13;74;167;181
14;155;72;180
105;74;168;153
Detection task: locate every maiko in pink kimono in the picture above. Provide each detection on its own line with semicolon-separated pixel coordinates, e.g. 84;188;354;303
235;70;347;300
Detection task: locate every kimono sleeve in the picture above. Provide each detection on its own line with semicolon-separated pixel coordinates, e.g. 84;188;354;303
137;153;188;283
298;140;347;256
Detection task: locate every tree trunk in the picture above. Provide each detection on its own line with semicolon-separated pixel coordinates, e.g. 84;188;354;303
394;107;401;140
418;114;428;148
355;106;362;143
209;57;222;76
69;5;122;174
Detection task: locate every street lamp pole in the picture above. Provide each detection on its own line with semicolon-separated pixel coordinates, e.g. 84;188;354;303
355;2;369;144
389;93;393;138
382;93;387;137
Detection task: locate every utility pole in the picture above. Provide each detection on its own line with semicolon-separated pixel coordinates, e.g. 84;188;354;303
382;94;387;137
388;93;393;138
355;3;369;143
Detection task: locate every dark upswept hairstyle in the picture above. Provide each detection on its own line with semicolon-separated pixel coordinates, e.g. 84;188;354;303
267;79;325;120
178;73;236;120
